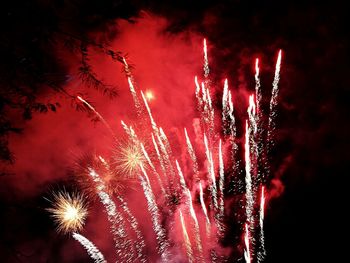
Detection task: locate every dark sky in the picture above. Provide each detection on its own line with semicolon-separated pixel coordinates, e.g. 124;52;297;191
1;0;348;262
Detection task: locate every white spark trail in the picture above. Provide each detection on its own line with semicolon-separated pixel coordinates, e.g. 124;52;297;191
244;121;254;226
254;59;262;114
203;39;209;78
175;160;204;260
88;168;134;262
194;76;203;108
187;189;204;261
199;182;211;234
206;87;215;134
179;210;194;263
244;223;251;263
72;233;107;263
248;95;257;134
140;143;166;195
141;90;158;134
139;165;171;262
222;80;239;189
228;91;236;137
117;196;147;263
77;96;115;136
258;186;266;263
122;58;142;115
218;139;225;220
267;50;282;151
254;58;265;185
175;160;187;193
151;133;167;178
184;128;200;182
204;134;218;210
156;132;176;186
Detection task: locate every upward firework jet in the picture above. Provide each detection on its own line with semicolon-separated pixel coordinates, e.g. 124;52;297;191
180;210;194;263
267;50;283;152
47;39;282;263
88;168;135;262
139;164;171;262
244;223;252;263
258;186;266;263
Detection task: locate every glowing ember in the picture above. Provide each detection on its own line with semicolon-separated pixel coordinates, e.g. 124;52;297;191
144;90;155;101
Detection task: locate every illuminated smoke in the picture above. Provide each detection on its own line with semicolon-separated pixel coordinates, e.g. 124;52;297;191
179;210;194;263
48;38;283;263
72;233;107;263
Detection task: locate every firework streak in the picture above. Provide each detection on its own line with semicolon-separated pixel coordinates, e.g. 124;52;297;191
180;210;194;263
77;96;115;137
72;233;107;263
88;168;135;262
49;40;282;263
257;186;266;263
176;160;205;261
139;164;171;261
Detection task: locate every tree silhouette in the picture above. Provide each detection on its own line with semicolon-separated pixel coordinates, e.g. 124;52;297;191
0;0;140;171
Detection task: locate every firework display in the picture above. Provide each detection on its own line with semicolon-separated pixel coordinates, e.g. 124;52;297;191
47;40;282;262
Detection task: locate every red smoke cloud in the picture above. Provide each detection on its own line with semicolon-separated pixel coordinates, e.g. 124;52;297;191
3;12;287;262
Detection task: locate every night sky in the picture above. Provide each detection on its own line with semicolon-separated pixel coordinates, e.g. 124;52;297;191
1;1;348;262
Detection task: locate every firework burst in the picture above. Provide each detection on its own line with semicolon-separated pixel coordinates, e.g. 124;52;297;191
47;190;88;233
112;140;146;178
73;153;128;198
46;39;282;263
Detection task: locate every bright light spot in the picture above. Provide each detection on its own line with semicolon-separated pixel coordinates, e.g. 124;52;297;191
47;191;88;233
145;90;154;101
64;206;79;221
